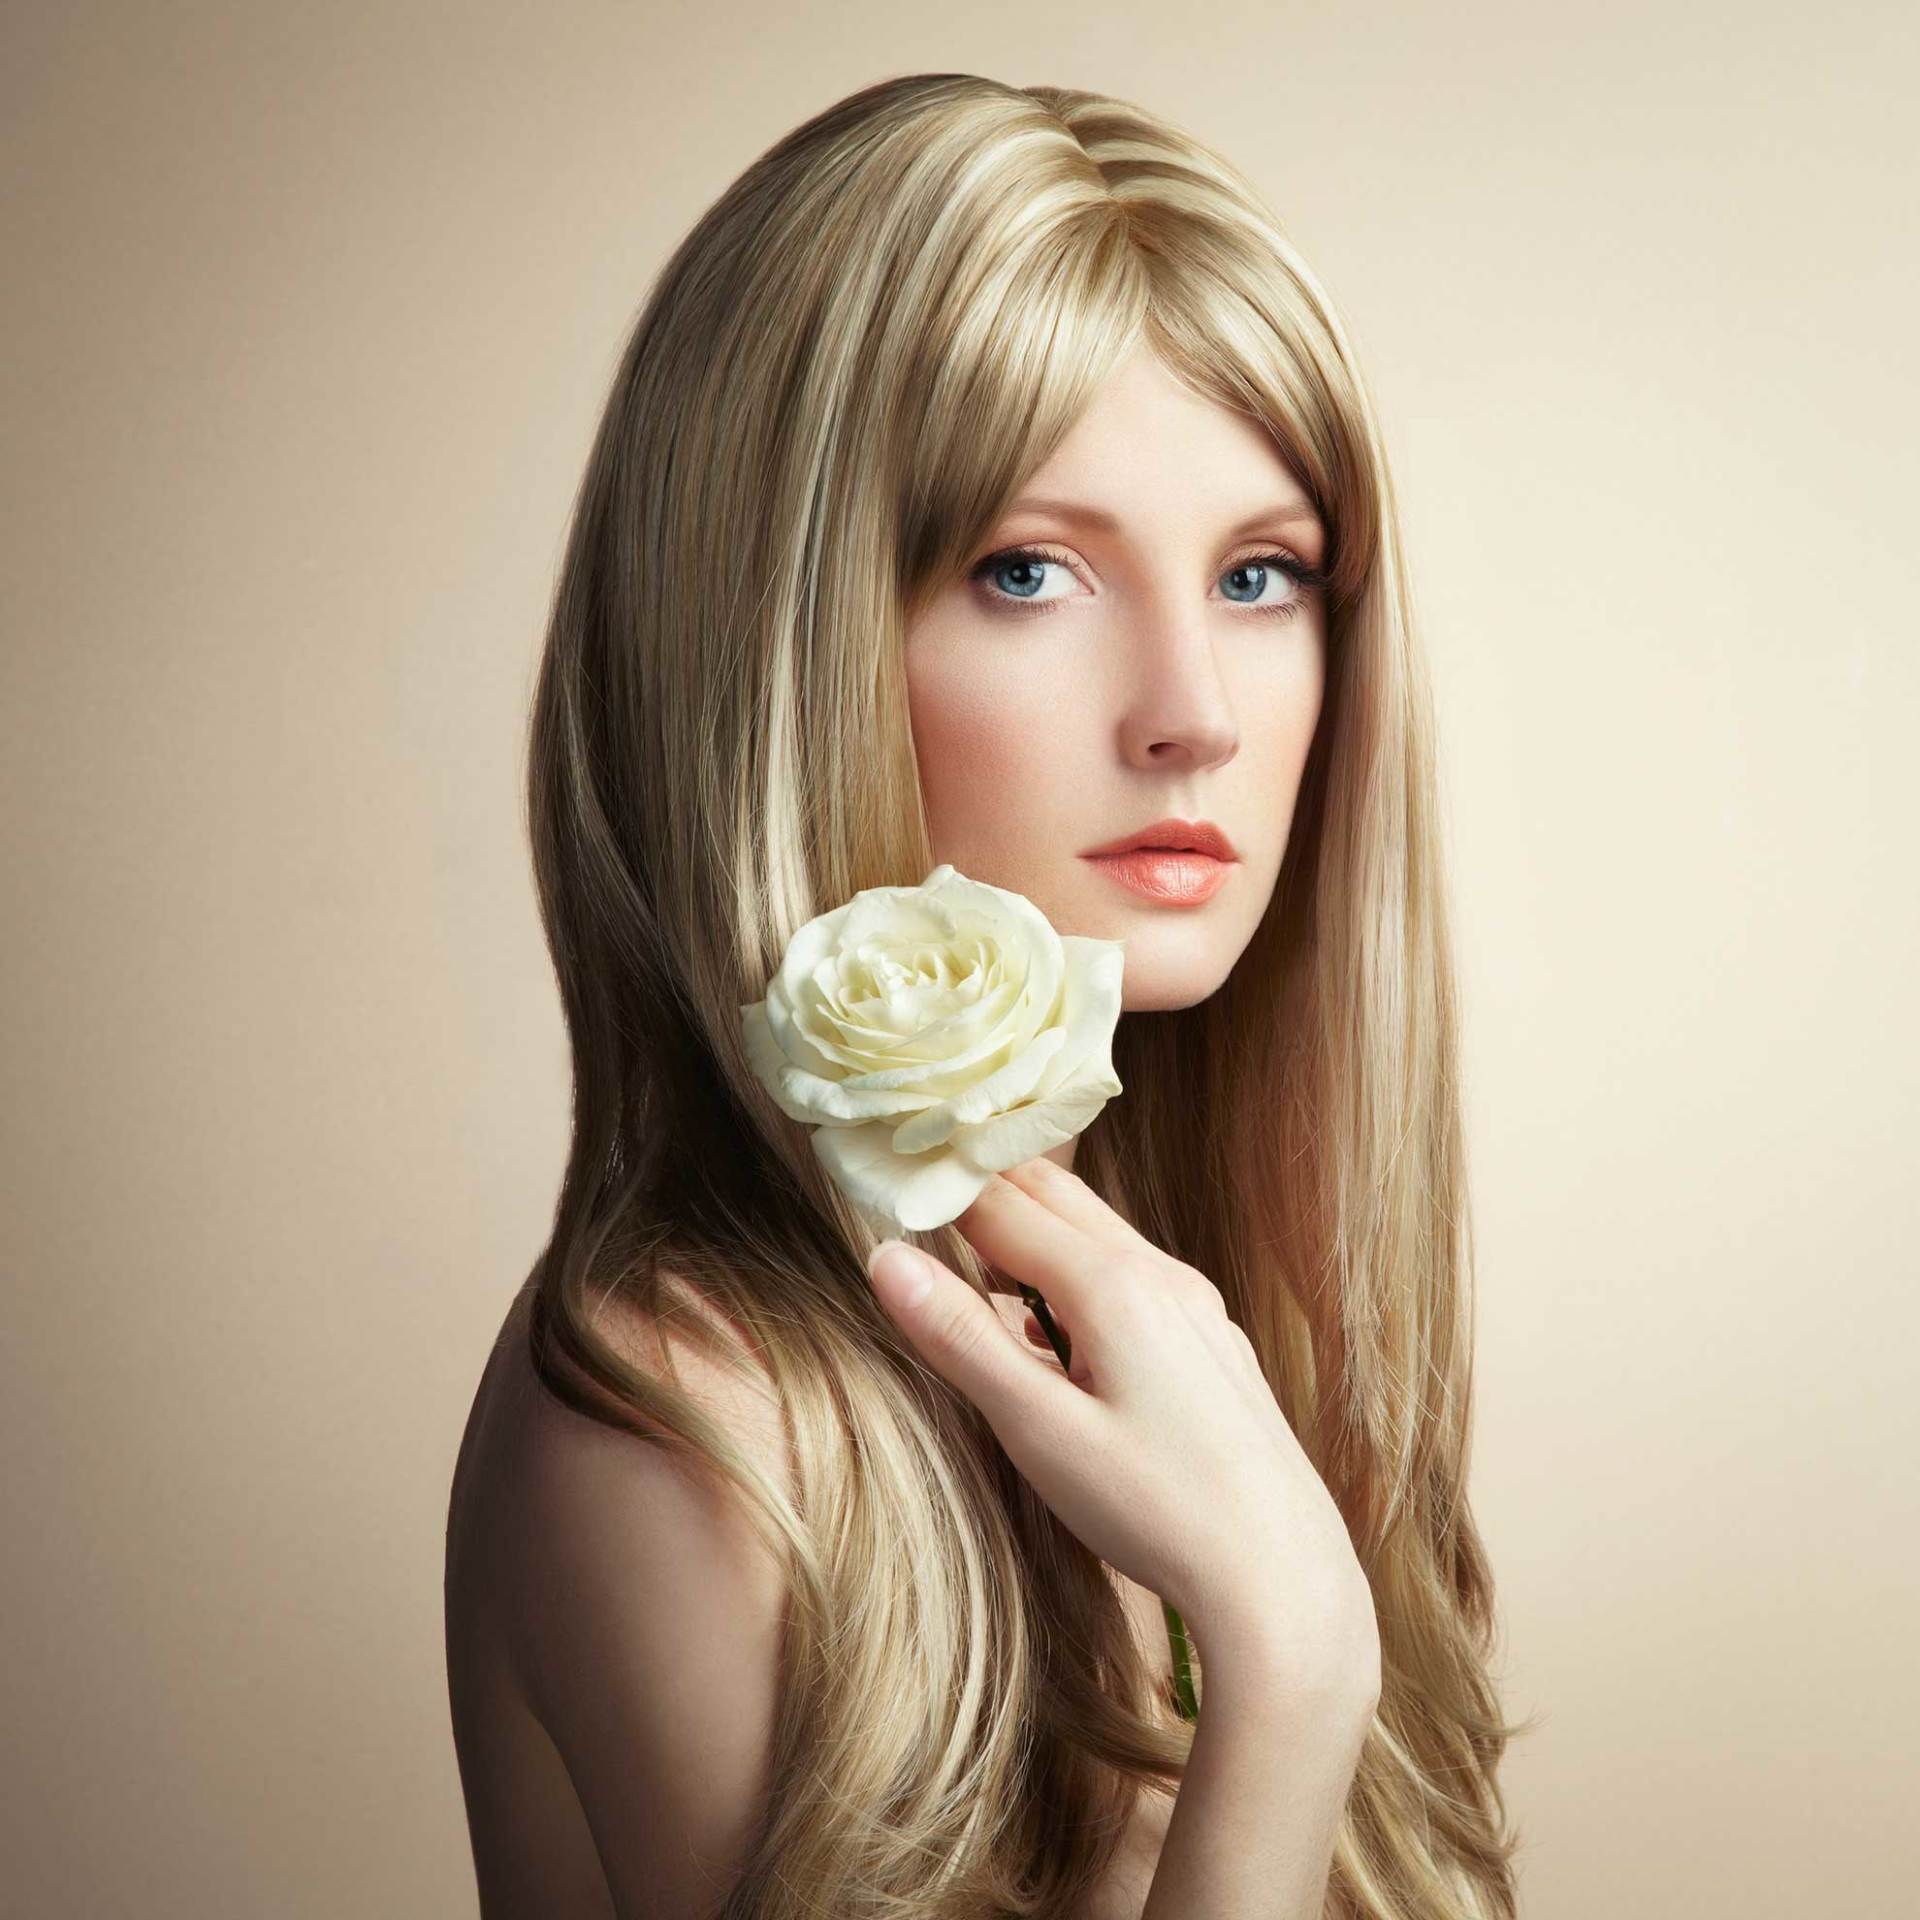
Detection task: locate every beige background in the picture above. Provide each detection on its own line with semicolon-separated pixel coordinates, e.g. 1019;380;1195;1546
4;3;1915;1913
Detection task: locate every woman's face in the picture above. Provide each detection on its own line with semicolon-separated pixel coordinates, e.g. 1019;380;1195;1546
904;345;1328;1013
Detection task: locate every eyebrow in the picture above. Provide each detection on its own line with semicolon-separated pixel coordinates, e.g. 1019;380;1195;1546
1001;495;1324;539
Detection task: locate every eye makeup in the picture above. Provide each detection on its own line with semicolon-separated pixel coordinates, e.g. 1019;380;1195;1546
967;542;1330;625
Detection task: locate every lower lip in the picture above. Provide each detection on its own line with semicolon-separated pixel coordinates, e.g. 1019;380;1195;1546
1083;849;1235;905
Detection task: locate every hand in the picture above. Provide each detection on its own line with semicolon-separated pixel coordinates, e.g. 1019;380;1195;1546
866;1156;1380;1700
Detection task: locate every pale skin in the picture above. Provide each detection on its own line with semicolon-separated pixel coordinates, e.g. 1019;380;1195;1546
905;341;1327;1029
892;346;1380;1910
444;346;1376;1919
873;1164;1381;1920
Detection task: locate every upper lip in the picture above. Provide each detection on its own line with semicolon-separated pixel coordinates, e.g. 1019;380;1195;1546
1081;817;1240;861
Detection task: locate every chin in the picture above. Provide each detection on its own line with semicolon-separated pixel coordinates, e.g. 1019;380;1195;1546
1118;964;1236;1014
1100;909;1247;1012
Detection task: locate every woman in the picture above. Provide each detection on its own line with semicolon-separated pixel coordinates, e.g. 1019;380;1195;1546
445;72;1530;1919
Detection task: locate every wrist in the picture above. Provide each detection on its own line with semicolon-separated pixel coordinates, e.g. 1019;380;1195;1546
1187;1591;1381;1730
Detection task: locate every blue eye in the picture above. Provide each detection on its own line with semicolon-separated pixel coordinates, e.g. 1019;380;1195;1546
968;544;1329;624
1221;560;1299;607
979;551;1060;603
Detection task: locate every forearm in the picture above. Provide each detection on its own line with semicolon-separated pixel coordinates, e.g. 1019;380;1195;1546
1141;1626;1373;1920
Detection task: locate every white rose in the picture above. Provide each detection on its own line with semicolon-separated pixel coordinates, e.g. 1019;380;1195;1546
740;863;1125;1235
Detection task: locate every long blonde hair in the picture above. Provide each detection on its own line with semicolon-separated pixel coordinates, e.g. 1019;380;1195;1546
523;71;1531;1918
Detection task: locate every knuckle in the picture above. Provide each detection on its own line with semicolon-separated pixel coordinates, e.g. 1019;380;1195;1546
1009;1156;1085;1201
955;1177;1012;1228
939;1301;1002;1370
1171;1261;1228;1311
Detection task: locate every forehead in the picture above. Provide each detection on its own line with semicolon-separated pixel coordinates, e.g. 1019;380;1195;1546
993;347;1320;537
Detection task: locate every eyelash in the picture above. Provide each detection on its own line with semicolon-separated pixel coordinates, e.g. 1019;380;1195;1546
967;543;1331;624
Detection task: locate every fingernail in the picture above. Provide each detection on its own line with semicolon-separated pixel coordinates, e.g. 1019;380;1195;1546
869;1239;933;1307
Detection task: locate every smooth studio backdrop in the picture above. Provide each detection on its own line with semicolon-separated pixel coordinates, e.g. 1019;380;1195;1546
3;4;1915;1914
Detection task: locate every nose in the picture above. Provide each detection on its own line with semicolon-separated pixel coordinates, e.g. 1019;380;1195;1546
1114;601;1240;774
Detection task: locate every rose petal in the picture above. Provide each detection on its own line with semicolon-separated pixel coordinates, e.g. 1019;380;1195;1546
760;980;856;1083
743;1002;937;1125
774;866;1066;1090
745;869;1128;1229
950;1071;1122;1173
798;968;1034;1089
944;938;1124;1169
772;898;860;1005
889;1024;1069;1154
797;944;1054;1093
1025;935;1125;1101
812;1121;994;1233
741;1001;840;1125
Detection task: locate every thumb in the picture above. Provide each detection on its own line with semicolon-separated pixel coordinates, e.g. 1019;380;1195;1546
867;1239;1059;1433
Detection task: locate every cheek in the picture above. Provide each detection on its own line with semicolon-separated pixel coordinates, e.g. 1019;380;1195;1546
906;655;1077;854
1262;631;1327;775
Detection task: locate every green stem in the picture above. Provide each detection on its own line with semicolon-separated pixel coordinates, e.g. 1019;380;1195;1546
1163;1599;1199;1720
1017;1283;1199;1723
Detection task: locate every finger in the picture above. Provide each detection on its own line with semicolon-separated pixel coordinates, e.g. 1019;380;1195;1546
867;1238;1095;1428
988;1292;1063;1359
999;1155;1164;1262
953;1173;1113;1317
1005;1161;1223;1332
951;1177;1136;1375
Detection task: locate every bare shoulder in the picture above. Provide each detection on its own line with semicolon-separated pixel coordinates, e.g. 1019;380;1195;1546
453;1272;796;1920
